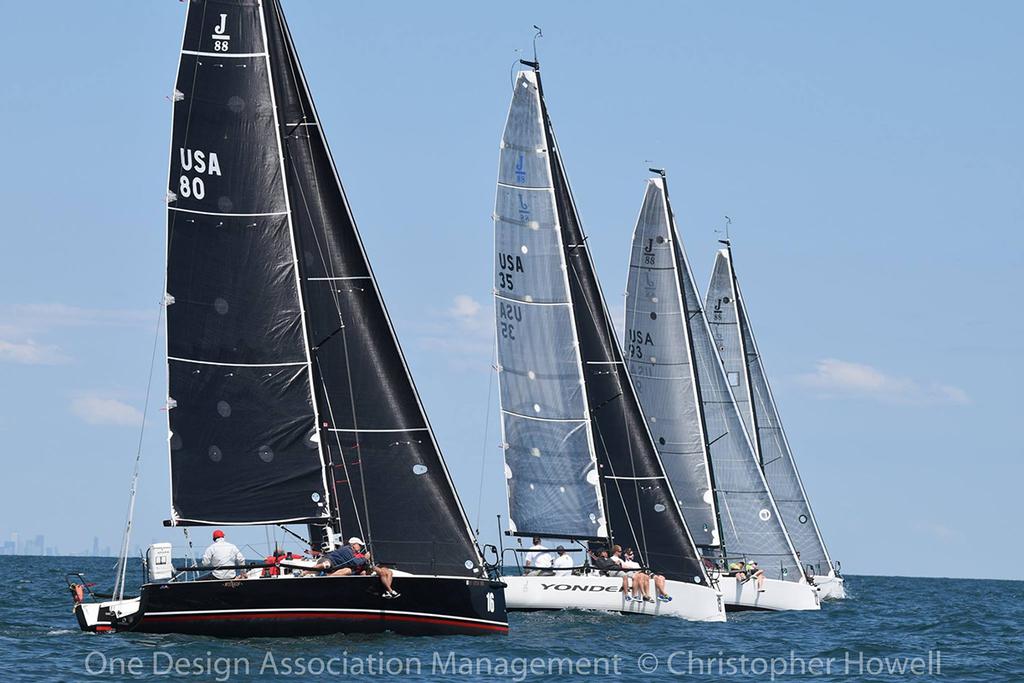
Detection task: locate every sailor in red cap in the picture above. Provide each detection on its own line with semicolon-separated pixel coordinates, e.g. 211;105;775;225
201;529;245;580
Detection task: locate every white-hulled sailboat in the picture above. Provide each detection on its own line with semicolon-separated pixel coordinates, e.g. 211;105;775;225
624;172;819;611
492;63;724;622
706;244;845;599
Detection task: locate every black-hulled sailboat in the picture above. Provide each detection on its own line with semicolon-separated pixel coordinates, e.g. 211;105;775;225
71;0;506;637
492;63;724;621
706;243;845;598
624;173;819;611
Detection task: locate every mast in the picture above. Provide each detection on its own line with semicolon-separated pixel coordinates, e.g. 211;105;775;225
722;240;765;467
660;173;727;556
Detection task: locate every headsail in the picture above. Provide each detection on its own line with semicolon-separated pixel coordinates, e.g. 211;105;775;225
625;176;802;582
707;247;834;577
496;67;709;585
166;0;482;577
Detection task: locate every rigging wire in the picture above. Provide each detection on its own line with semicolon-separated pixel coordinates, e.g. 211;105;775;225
114;299;164;601
474;352;497;533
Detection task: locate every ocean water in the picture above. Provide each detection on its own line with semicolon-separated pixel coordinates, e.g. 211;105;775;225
3;556;1020;682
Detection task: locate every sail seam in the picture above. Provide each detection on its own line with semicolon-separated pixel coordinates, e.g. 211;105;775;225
167;356;305;368
181;50;266;58
168;207;289;218
500;409;586;424
327;427;429;433
494;293;569;307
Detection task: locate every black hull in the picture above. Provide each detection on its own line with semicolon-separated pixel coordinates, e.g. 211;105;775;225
113;575;507;637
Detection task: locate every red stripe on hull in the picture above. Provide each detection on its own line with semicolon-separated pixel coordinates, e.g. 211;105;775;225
142;611;508;633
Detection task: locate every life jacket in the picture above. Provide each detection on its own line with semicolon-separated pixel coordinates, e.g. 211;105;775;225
728;561;744;572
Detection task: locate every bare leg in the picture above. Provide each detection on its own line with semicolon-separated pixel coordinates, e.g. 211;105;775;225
328;567;353;577
375;566;394;592
756;570;765;590
654;574;667;596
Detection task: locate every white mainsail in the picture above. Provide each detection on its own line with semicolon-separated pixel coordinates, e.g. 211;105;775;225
494;70;606;539
706;247;836;579
625;176;803;582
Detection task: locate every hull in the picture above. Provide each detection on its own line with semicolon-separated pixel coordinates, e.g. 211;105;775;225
814;572;846;599
74;575;507;637
716;575;820;611
503;574;725;622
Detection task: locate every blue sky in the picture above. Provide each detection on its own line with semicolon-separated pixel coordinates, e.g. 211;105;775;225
0;2;1019;580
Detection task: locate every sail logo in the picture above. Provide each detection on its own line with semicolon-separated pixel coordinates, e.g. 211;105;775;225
497;252;523;291
627;328;653;360
517;193;530;222
540;583;621;593
498;301;522;341
178;148;222;200
514;154;527;183
211;14;231;52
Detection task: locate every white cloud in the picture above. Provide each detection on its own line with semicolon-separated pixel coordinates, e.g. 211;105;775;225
0;339;70;365
0;303;152;366
449;295;482;319
71;395;143;426
418;294;493;370
798;358;969;405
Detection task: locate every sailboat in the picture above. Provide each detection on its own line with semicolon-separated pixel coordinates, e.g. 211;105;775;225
70;0;507;636
492;63;724;622
706;244;845;599
624;173;819;611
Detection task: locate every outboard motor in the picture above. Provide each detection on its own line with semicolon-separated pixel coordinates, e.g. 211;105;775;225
146;543;173;583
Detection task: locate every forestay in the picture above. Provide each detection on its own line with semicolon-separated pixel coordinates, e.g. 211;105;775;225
707;248;834;577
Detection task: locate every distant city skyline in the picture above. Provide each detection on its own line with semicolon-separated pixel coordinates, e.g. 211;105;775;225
0;530;112;558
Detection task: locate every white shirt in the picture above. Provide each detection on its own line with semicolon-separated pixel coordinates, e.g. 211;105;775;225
524;543;550;568
553;553;574;575
535;552;553;570
202;538;245;579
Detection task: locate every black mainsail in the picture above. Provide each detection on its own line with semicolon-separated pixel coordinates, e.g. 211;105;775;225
495;64;709;585
166;0;482;577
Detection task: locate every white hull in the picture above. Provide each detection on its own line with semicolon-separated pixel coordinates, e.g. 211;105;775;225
716;575;820;611
503;574;725;622
75;597;141;631
814;571;846;599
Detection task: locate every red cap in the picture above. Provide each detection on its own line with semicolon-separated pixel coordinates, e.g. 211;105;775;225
212;529;225;540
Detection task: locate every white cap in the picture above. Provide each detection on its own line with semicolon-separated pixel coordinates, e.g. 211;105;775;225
348;537;364;546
